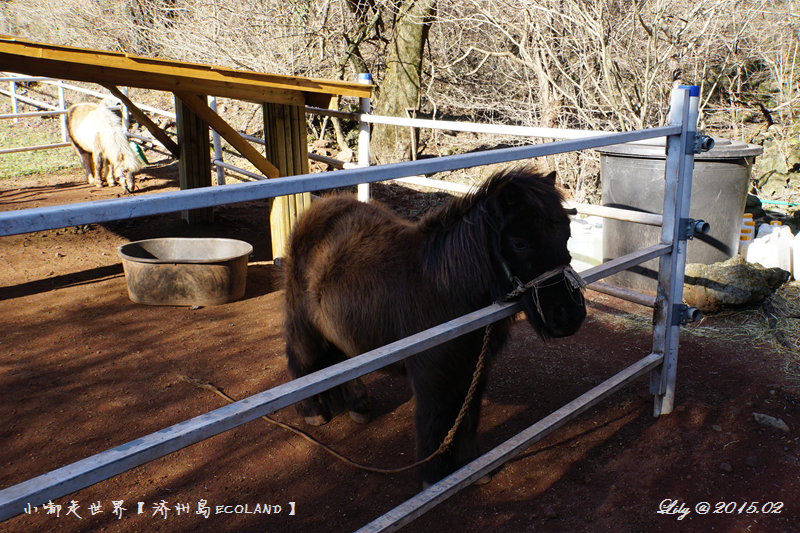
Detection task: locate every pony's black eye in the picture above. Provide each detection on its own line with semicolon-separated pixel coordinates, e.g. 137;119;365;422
511;240;527;250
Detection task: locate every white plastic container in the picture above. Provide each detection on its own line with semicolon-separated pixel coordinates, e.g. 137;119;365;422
739;230;753;257
774;226;793;273
568;216;603;273
794;231;800;280
748;225;795;274
741;214;755;237
739;214;756;257
746;233;770;267
742;213;755;229
756;223;774;238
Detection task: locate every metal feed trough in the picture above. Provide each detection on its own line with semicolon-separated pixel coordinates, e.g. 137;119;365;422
0;86;705;532
117;237;253;306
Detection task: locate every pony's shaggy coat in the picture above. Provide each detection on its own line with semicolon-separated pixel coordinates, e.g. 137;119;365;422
283;167;586;486
66;102;143;193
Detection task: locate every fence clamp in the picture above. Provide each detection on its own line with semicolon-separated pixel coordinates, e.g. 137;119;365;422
693;133;715;154
680;218;710;241
673;304;702;326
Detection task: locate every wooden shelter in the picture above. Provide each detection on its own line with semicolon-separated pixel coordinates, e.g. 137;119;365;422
0;35;373;257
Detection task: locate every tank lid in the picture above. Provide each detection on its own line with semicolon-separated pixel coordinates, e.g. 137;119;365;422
596;137;762;159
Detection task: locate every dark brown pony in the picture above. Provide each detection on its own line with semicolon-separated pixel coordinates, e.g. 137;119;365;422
283;166;586;487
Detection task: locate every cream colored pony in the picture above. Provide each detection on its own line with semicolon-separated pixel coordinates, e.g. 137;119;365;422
66;102;144;193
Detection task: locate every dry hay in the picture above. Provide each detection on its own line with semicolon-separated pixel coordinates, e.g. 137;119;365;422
684;281;800;379
590;281;800;381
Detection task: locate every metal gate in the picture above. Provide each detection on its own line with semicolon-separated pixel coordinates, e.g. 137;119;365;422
0;86;706;532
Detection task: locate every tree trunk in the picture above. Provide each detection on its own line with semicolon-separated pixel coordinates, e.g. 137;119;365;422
372;0;436;164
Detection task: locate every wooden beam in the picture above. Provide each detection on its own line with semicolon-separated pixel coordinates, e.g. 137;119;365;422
263;102;312;259
0;36;373;104
304;92;337;109
175;91;279;179
175;95;214;223
104;85;180;159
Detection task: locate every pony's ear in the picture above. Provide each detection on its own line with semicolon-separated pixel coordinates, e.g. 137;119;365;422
544;171;557;183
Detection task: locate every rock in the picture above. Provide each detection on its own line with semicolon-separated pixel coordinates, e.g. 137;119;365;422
711;424;722;432
544;506;558;519
746;193;763;211
719;462;734;473
786;209;800;234
683;255;790;313
312;139;331;150
752;412;791;433
335;148;355;163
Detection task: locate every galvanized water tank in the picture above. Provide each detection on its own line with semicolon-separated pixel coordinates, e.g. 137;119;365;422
599;138;762;293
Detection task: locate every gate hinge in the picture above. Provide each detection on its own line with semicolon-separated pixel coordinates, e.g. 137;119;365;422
673;304;702;326
680;218;710;241
692;133;715;154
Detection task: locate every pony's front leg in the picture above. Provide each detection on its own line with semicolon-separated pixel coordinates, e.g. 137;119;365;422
285;313;370;426
409;358;488;489
284;309;342;426
76;151;94;185
92;152;105;187
122;170;136;194
103;160;117;188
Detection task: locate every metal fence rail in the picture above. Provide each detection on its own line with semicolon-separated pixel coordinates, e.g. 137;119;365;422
0;125;679;237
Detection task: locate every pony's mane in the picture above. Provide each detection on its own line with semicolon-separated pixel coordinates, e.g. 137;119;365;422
425;167;565;227
417;167;566;298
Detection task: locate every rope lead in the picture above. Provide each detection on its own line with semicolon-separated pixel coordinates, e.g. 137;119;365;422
180;264;585;475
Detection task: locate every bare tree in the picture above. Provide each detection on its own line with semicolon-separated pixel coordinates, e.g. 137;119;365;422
371;0;437;163
5;0;799;188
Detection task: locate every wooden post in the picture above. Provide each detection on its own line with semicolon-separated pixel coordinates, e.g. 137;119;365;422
176;94;213;223
264;102;311;260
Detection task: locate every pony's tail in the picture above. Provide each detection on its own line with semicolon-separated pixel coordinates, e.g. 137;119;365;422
121;134;144;173
101;123;144;173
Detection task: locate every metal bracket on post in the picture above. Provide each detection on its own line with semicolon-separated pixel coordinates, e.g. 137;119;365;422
692;133;715;154
672;304;702;326
679;218;710;241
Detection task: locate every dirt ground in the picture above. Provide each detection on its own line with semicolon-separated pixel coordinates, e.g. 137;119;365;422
1;163;799;533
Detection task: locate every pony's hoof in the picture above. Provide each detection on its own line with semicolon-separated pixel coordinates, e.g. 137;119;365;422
348;410;371;424
304;414;330;426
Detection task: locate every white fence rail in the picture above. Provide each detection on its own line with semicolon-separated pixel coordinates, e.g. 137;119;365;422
0;73;175;156
1;77;700;533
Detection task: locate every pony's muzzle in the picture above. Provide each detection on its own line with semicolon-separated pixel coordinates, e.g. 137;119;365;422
521;268;586;338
